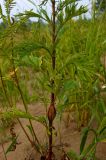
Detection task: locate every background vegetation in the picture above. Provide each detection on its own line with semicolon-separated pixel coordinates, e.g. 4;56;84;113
0;0;106;160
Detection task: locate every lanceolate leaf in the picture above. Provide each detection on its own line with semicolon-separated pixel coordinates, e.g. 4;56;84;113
0;108;47;127
0;108;36;120
17;10;47;22
98;116;106;134
80;128;97;156
99;126;106;135
80;127;89;154
40;8;51;23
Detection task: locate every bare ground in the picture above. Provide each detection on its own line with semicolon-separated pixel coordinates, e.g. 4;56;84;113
0;103;106;160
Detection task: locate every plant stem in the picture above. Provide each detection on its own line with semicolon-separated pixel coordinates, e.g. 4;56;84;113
12;49;40;147
1;143;8;160
0;68;33;147
52;0;56;71
10;32;40;148
0;69;12;108
17;119;34;145
48;0;56;159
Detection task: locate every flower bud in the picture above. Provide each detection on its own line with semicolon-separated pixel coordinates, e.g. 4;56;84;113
47;104;56;122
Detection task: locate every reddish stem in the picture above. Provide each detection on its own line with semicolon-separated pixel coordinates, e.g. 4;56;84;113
48;0;56;160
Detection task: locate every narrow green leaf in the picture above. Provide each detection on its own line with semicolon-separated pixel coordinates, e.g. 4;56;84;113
27;125;34;136
98;116;106;134
99;126;106;135
80;127;89;154
80;140;96;159
40;9;51;23
17;10;47;22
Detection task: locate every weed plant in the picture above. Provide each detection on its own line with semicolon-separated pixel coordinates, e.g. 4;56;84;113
0;0;106;160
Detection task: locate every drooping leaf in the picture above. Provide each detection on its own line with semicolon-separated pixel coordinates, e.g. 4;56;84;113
40;8;51;23
0;108;36;120
80;127;89;154
80;140;96;159
98;116;106;134
97;98;106;114
17;10;47;22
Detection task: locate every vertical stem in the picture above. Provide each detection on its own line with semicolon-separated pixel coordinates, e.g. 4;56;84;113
1;143;8;160
17;119;34;146
0;68;33;147
0;69;12;108
92;0;96;21
10;32;40;148
52;0;56;70
48;0;56;159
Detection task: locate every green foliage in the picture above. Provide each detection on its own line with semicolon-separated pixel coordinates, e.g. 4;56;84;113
6;135;18;154
0;0;106;159
96;0;106;13
66;116;106;159
0;107;35;120
67;150;80;160
80;127;89;154
4;0;16;15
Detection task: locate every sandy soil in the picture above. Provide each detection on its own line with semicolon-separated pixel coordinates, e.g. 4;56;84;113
0;103;106;160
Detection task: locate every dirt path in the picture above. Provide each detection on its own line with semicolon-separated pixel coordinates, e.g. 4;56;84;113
0;103;106;160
